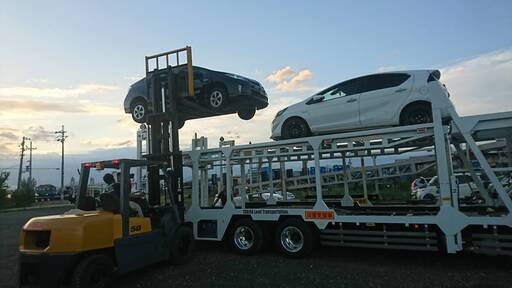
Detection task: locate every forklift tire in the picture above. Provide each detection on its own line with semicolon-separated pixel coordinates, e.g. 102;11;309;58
229;218;264;256
71;254;114;288
275;218;313;258
168;225;194;265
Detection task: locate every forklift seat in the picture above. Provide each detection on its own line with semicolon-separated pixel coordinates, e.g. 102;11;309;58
81;196;97;211
99;193;120;214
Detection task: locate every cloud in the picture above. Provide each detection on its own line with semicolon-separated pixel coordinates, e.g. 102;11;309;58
266;67;295;83
0;99;120;116
0;131;17;141
0;143;16;156
26;126;56;142
81;138;134;148
0;99;85;113
117;115;140;129
440;49;512;116
0;83;119;99
266;67;316;92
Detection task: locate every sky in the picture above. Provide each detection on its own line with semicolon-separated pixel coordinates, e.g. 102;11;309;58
0;0;511;187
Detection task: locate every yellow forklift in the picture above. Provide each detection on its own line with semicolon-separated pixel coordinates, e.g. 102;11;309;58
18;47;196;288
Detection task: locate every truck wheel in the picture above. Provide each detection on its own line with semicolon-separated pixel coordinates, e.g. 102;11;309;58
275;218;313;258
229;218;263;255
169;225;194;265
71;254;113;288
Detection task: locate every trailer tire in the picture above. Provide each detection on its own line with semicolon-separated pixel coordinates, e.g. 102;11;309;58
71;254;113;288
168;225;195;265
275;218;313;258
229;218;263;256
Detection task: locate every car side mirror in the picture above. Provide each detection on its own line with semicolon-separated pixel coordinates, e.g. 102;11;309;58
307;95;324;104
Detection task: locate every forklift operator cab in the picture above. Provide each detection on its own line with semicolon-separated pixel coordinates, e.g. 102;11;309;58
18;159;193;288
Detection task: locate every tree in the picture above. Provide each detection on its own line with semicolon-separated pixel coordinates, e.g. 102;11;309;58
0;171;9;208
12;177;36;207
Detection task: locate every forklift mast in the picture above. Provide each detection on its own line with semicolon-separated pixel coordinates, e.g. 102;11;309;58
144;46;194;221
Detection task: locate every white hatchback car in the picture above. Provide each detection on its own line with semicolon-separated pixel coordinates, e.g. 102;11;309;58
271;70;453;140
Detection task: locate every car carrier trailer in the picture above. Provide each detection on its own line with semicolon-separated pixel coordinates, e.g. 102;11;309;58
176;96;512;257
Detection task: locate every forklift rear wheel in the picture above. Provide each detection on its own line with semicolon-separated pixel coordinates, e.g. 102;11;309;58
275;218;313;258
71;254;114;288
169;225;195;265
237;108;256;120
229;218;263;256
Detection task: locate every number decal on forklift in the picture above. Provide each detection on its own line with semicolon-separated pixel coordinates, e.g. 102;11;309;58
130;225;142;233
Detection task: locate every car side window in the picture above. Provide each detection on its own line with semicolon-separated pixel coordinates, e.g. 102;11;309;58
319;78;363;101
361;73;411;93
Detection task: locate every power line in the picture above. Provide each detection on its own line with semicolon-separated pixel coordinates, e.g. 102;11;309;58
27;140;37;182
17;136;29;191
53;125;68;200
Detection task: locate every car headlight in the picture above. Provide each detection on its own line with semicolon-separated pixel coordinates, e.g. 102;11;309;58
276;108;288;118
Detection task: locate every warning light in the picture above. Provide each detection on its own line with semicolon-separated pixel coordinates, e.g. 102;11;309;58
84;163;93;168
112;159;121;165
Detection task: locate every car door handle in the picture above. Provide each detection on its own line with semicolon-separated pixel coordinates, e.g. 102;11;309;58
395;88;407;93
346;98;357;103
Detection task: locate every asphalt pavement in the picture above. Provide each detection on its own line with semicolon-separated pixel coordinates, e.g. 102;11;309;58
1;207;511;288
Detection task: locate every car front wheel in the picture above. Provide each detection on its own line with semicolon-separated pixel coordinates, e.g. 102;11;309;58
282;118;310;139
131;99;147;123
237;108;256;120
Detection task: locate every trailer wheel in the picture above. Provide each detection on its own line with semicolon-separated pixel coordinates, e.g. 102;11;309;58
169;225;195;265
229;218;263;255
71;254;113;288
275;218;313;258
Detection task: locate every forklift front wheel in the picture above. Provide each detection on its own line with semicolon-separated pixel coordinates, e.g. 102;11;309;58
71;254;114;288
168;225;195;265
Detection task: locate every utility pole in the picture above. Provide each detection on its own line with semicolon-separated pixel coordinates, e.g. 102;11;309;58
17;136;28;191
54;125;68;200
27;140;37;182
